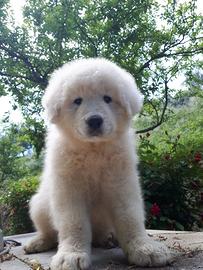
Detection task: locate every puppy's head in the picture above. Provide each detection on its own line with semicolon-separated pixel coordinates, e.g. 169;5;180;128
43;58;143;142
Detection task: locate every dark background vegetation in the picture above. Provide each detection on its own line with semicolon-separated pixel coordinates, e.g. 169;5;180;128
0;0;202;235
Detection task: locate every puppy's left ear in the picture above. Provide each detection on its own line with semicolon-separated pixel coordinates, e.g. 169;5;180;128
124;73;144;116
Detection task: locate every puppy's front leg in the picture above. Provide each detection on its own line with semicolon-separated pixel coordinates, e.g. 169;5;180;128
50;182;91;270
110;176;171;267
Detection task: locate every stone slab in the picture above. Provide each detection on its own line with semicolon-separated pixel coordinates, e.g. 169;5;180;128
1;230;203;270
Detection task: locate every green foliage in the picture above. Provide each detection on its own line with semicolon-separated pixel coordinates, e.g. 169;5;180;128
138;98;203;230
0;124;30;182
0;0;202;153
0;123;43;183
185;64;203;98
0;176;39;235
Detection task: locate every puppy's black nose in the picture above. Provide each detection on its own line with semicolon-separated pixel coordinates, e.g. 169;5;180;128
87;115;103;130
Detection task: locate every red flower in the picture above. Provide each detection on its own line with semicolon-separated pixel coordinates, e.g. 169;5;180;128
150;203;160;216
194;152;201;162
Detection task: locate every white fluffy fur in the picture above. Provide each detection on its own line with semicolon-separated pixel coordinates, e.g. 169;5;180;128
24;58;171;269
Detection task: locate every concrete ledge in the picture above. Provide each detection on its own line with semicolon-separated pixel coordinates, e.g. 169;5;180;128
1;230;203;270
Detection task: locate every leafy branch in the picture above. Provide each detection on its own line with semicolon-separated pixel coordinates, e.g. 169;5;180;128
0;40;48;87
138;42;203;74
137;79;169;134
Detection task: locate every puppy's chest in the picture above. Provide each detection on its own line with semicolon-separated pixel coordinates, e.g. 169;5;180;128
57;149;132;203
66;150;129;185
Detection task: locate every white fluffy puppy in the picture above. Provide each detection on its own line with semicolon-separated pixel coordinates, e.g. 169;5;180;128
24;58;171;269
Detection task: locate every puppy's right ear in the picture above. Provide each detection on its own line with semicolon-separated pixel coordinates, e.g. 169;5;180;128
42;72;62;123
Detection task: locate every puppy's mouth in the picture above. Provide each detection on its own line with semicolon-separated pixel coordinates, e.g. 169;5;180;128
75;127;105;141
88;128;103;137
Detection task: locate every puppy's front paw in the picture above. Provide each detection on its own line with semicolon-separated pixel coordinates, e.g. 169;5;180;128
51;251;91;270
127;238;171;267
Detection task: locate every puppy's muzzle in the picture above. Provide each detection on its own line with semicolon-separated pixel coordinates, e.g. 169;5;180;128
86;115;103;135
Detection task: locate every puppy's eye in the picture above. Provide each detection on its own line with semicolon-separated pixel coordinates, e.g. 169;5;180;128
103;95;112;104
73;97;83;105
